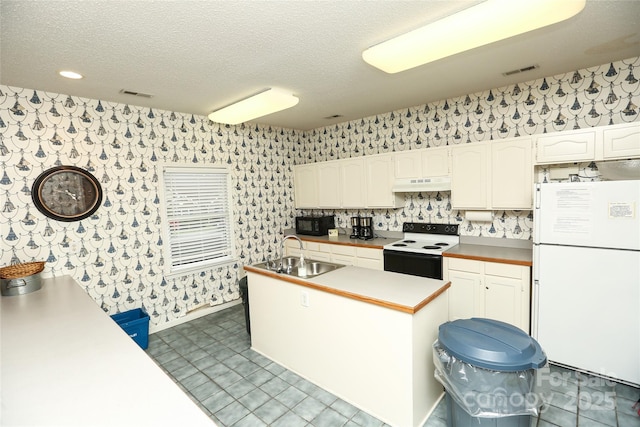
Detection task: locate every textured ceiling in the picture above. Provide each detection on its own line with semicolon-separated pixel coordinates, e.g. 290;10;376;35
1;0;639;130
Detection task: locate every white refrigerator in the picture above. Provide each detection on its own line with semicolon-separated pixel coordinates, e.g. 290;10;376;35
533;180;640;386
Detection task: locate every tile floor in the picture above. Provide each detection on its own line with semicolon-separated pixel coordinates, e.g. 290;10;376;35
147;303;640;427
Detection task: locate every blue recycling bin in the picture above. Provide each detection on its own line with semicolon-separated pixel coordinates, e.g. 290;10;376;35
111;308;150;350
434;318;547;427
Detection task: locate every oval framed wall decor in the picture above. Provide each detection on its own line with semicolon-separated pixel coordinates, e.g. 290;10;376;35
31;166;103;222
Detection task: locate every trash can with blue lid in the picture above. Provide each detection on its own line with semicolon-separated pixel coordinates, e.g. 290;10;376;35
433;318;547;427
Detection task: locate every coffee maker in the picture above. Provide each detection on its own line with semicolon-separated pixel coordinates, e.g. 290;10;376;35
359;217;374;240
350;216;361;239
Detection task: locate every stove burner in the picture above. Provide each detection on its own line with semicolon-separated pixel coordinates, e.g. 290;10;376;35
436;243;449;246
403;240;416;244
422;245;442;250
392;243;407;247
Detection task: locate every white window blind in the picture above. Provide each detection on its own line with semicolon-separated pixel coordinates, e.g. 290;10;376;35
162;167;233;273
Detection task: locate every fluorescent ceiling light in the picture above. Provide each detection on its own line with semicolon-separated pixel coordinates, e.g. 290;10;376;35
59;70;84;79
208;88;299;125
362;0;586;74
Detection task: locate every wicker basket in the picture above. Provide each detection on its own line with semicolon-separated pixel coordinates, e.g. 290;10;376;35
0;261;46;279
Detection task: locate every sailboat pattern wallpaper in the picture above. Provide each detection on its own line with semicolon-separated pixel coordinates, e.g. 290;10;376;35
1;56;638;326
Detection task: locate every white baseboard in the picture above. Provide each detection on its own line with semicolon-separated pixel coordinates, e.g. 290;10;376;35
149;299;242;334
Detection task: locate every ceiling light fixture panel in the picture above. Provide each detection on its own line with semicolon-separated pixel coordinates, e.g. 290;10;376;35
208;88;299;125
362;0;586;74
59;70;84;79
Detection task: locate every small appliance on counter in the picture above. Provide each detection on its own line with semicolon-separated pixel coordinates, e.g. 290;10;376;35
295;215;335;236
350;216;361;239
359;217;374;240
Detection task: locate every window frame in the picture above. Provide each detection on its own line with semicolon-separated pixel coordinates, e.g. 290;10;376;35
159;164;236;276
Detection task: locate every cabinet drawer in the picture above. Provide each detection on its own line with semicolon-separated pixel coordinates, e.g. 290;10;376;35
303;242;322;252
484;262;526;279
307;251;332;262
356;247;382;260
447;257;482;273
331;245;357;256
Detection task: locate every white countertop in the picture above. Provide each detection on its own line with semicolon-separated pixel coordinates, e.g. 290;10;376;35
0;275;217;427
245;265;449;314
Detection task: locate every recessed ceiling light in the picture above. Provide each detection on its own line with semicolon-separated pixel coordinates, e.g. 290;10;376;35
59;70;84;80
362;0;586;73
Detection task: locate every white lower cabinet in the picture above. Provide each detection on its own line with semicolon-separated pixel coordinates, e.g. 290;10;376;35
444;257;531;333
329;244;357;266
285;240;383;270
354;247;384;270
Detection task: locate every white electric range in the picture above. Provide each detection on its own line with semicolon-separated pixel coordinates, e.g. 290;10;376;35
383;222;459;279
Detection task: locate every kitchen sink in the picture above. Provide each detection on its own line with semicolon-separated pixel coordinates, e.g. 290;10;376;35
253;257;344;278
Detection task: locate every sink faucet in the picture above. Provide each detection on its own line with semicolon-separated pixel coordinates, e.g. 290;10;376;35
280;235;304;272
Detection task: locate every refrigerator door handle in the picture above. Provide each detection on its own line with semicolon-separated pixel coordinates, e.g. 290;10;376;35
531;244;541;339
533;184;541;244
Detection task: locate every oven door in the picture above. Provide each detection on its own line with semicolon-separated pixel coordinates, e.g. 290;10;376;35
383;249;443;279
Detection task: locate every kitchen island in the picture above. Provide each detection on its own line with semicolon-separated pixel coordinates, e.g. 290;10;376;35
243;263;450;427
0;275;216;427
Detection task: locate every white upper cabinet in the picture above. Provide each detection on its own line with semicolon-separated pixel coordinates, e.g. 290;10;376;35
317;161;342;208
451;143;489;209
451;138;533;210
534;122;640;164
602;122;640;159
394;151;422;180
365;153;403;208
340;158;367;208
293;163;318;208
393;146;450;179
294;154;400;209
491;138;533;209
534;129;597;164
422;146;450;177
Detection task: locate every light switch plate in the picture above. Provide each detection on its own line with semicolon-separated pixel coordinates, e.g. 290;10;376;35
328;229;338;237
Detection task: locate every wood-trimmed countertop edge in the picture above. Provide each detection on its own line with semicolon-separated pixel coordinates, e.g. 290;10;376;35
243;265;449;314
442;251;532;267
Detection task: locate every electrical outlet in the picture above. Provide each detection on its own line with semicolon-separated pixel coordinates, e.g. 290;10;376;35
300;291;310;307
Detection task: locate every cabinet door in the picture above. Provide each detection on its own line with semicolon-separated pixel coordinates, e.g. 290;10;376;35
451;143;489;209
394;150;423;179
365;154;402;208
317;161;341;208
602;123;640;159
491;138;533;209
448;269;482;321
483;275;526;331
355;247;383;270
535;130;596;164
294;164;318;208
340;158;367;208
422;146;449;177
355;257;383;270
285;240;302;257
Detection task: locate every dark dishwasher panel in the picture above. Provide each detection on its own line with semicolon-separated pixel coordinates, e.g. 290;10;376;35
383;250;443;280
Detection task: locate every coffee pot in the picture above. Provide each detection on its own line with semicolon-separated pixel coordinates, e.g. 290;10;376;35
350;216;361;239
359;217;373;240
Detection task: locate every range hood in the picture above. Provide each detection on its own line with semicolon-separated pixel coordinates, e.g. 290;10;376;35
392;176;451;193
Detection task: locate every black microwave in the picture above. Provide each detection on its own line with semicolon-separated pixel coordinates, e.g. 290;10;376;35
295;215;335;236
